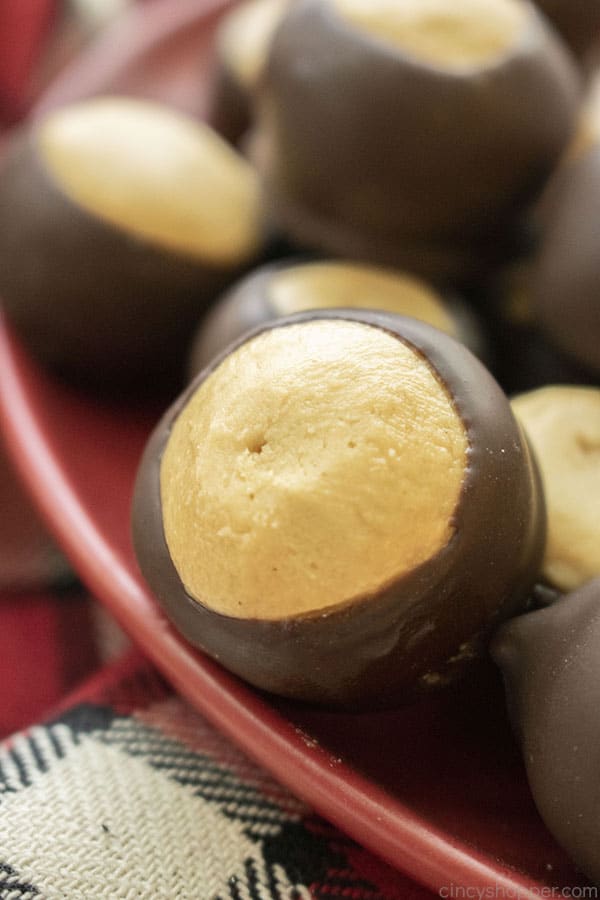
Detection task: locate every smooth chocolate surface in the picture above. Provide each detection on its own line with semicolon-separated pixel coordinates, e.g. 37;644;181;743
492;579;600;885
0;126;261;392
208;60;254;146
255;0;579;282
484;259;596;393
132;309;546;709
532;146;600;375
534;0;600;59
190;261;279;374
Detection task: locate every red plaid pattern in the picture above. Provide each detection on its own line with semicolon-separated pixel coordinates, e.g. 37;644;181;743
0;640;434;899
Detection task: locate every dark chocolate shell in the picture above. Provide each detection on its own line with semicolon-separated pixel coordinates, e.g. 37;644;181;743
532;146;600;376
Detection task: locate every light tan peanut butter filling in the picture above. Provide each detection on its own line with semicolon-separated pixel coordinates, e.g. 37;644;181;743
512;385;600;591
331;0;525;70
269;262;458;336
39;97;262;266
219;0;289;87
161;319;468;619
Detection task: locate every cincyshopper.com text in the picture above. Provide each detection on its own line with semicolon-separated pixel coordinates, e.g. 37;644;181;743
439;885;598;899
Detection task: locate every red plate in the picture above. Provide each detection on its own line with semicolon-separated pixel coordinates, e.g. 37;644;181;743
0;2;587;895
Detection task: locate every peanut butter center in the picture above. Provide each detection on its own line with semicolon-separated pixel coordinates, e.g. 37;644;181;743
512;386;600;591
269;262;457;336
161;319;468;619
331;0;525;70
39;97;262;265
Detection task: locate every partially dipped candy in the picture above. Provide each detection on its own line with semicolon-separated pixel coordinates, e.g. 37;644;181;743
133;310;545;708
0;96;264;390
255;0;579;282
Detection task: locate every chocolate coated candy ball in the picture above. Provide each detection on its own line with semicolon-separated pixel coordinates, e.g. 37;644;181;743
0;97;264;390
132;310;545;709
255;0;579;281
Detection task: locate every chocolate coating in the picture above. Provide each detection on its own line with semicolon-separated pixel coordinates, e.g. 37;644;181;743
534;0;600;59
492;579;600;885
0;127;259;392
208;0;289;145
188;259;487;375
132;309;546;709
484;259;596;394
190;260;280;372
208;60;254;147
255;0;579;281
532;146;600;376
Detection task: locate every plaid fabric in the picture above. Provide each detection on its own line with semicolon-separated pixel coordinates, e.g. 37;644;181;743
0;646;431;900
